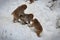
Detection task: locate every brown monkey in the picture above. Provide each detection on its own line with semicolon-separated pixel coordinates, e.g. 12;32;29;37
19;13;34;24
11;4;27;23
28;18;43;37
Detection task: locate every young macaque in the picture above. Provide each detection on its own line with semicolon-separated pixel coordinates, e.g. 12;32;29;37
11;4;27;23
28;18;43;37
19;13;34;24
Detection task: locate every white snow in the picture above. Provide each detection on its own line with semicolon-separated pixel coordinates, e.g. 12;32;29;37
0;0;60;40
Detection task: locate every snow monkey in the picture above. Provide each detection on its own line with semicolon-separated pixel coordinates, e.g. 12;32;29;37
12;4;27;23
19;13;34;24
28;18;43;37
25;0;37;4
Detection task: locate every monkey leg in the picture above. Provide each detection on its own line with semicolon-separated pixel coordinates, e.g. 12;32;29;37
35;30;40;37
13;17;20;23
13;17;16;23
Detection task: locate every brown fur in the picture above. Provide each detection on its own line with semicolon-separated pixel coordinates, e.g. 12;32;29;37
25;0;35;4
19;13;34;24
12;4;27;23
29;18;43;37
30;0;34;4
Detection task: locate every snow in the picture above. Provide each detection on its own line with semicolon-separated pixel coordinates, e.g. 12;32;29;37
0;0;60;40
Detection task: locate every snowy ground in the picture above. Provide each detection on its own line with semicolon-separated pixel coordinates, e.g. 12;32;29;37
0;0;60;40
